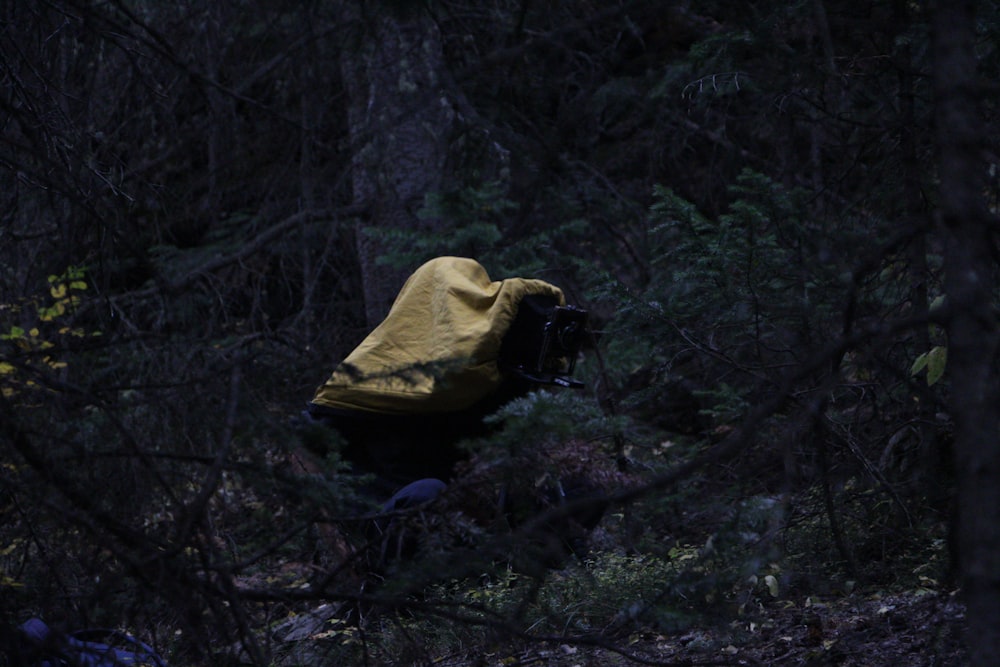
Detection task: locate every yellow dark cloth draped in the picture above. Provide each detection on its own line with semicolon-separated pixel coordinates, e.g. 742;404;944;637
311;256;565;414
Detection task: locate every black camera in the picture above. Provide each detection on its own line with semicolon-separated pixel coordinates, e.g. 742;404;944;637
500;296;589;388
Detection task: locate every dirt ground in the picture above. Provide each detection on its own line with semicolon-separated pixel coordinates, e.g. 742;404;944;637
440;590;967;667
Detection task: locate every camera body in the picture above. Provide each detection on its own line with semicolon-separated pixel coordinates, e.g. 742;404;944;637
499;295;588;388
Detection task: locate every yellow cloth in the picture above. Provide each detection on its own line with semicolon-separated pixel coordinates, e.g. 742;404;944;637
311;257;565;414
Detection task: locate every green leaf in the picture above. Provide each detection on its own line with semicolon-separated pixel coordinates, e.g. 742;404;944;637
912;346;947;385
925;346;947;386
764;574;779;597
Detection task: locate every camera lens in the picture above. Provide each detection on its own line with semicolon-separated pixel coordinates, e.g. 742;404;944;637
557;321;581;353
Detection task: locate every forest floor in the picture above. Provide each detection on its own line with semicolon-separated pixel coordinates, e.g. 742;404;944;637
435;589;968;667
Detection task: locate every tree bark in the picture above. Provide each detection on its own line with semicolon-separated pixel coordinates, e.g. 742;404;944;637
339;3;459;326
933;1;1000;664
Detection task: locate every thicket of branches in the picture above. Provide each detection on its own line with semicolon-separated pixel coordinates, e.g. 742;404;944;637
1;1;997;664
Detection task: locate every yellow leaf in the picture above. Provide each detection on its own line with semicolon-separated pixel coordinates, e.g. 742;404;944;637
50;284;67;299
0;540;22;556
0;362;15;375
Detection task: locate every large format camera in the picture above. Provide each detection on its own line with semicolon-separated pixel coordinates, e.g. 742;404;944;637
499;296;589;388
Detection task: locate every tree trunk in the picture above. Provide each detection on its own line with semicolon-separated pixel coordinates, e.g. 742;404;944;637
339;4;459;326
933;2;1000;664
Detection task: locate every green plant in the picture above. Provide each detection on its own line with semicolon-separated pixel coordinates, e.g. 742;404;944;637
366;549;702;662
1;266;101;401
